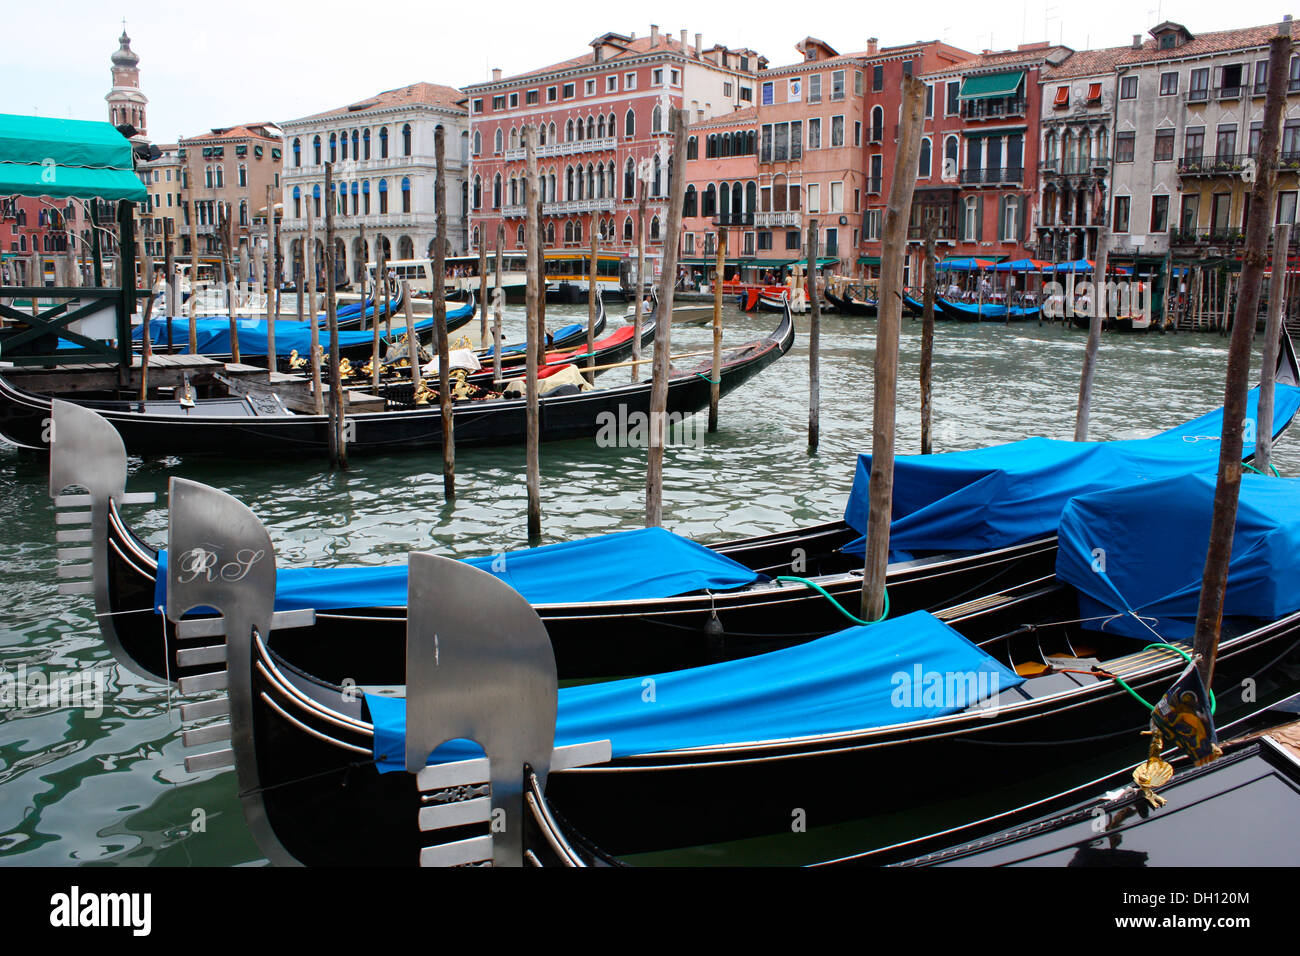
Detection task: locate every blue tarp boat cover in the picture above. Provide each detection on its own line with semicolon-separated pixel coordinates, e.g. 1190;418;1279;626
366;609;1023;771
842;383;1300;555
1056;473;1300;639
156;526;764;613
482;322;583;357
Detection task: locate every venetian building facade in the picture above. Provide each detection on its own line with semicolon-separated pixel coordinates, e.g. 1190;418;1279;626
680;107;758;276
1111;21;1300;267
178;124;283;268
1035;47;1123;263
106;29;149;144
279;83;469;286
463;24;761;278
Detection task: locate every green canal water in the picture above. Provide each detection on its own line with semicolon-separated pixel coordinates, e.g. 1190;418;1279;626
2;302;1298;866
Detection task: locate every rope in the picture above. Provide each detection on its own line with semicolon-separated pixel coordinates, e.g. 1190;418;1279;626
1243;460;1283;477
774;575;888;626
695;372;720;385
1071;642;1215;716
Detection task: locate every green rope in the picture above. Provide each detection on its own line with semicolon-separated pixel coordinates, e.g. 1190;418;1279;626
1105;642;1216;714
1243;461;1283;477
695;372;720;385
774;575;888;626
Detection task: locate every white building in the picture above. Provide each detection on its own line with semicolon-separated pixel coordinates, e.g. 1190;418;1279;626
279;82;470;286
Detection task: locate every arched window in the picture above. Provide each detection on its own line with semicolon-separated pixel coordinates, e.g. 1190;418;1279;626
652;154;662;196
607;113;615;138
362;179;371;214
537;124;546;146
595;162;604;198
492;173;502;209
341;132;348;160
575;163;584;200
624;157;635;198
587;116;596;139
510;177;518;206
719;181;730;216
517;224;525;245
402;177;412;213
746;181;757;214
587;163;595;198
329;132;337;162
564;221;574;244
510;128;519;151
292;185;302;218
652;104;663;133
351;180;359;215
687;136;698;160
363;128;371;159
494;128;503;154
625;108;635;138
703;183;716;217
871;106;884;141
566;119;574;142
546;222;555;245
944;135;959;178
378;178;389;214
576;118;585;141
293;138;301;167
472;175;482;209
732;182;742;214
606;164;614;198
574;219;582;244
313;183;321;217
215;164;224;188
472;226;480;248
650;215;660;240
550;122;558;144
402;124;412;156
684;185;698;217
566;166;575;200
379;126;389;158
918;137;932;178
623;216;633;241
598;114;606;139
472;130;481;156
549;172;557;203
352;129;359;159
313;135;321;164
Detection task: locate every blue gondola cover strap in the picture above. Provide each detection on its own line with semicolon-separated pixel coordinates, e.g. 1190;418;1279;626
367;610;1023;771
157;526;764;613
1055;472;1300;639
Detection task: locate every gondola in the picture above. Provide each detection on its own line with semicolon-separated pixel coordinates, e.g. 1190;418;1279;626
841;695;1300;867
160;473;1300;863
902;292;934;316
43;329;1300;697
1068;313;1154;333
824;289;878;317
8;306;792;460
938;298;1041;322
465;295;610;385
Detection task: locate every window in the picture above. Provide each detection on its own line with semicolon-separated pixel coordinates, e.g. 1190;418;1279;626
472;99;483;113
918;138;931;177
1150;195;1169;232
789;77;802;102
563;83;575;99
585;79;596;96
808;118;822;149
625;73;636;90
808;74;821;103
831;116;844;148
378;179;388;214
830;181;843;213
831;70;845;100
1250;121;1263;157
1284;120;1300;159
761;81;774;106
670;69;679;86
1189;68;1210;101
1278;191;1298;224
1112;195;1130;232
313;135;322;164
1221;63;1244;97
1154;128;1174;162
403;124;412;156
492;95;505;110
1115;131;1135;163
786;230;801;250
237;163;247;187
807;183;820;212
790;121;802;160
870;106;883;142
723;81;733;97
1290;56;1300;92
946;80;960;116
1185;126;1205;160
1120;76;1137;99
494;128;503;154
924;84;933;118
653;68;664;85
1159;72;1178;96
1001;196;1019;240
1053;85;1070;109
1216;123;1237;160
625;108;635;138
864;209;881;240
872;65;883;92
380;127;389;158
292;138;301;167
607;76;618;93
854;121;861;147
526;89;539;105
402;177;412;213
740;86;752;102
854;71;863;96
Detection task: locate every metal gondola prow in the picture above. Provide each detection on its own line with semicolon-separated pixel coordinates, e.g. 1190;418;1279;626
47;400;156;678
1276;323;1300;387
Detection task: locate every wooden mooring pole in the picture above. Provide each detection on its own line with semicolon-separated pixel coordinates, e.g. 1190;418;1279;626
325;162;347;468
493;225;504;387
920;223;937;454
524;126;543;543
1258;222;1291;477
265;185;277;368
1193;23;1291;687
1074;226;1109;441
708;226;725;432
807;221;821;454
306;193;323;413
586;217;598;384
646;108;689;529
433;125;454;499
633;180;648;382
479;225;489;350
861;75;925;622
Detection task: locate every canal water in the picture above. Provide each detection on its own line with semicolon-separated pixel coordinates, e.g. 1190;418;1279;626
2;301;1297;866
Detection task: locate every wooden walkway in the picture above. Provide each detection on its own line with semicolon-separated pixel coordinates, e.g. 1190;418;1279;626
2;353;276;394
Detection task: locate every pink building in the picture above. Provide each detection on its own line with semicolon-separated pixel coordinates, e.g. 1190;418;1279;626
463;25;763;279
680;107;757;282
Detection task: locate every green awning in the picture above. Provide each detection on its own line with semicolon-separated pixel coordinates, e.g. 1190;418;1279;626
958;71;1024;100
858;256;881;266
787;257;839;268
0;113;146;201
679;257;747;266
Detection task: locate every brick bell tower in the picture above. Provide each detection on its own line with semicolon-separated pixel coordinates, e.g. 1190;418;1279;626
106;22;149;144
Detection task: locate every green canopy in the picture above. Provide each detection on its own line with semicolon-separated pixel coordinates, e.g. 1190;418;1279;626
679;257;747;267
0;113;146;201
858;255;881;266
958;71;1024;100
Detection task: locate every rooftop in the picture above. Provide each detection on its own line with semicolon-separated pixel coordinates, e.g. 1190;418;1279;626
288;83;467;124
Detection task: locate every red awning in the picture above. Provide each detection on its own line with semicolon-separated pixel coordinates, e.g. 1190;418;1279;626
1086;83;1102;102
1053;86;1070;107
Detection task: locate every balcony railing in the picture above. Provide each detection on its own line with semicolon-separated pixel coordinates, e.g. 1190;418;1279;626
754;210;800;228
1041;156;1111;175
1169;226;1245;246
960;97;1027;120
907;224;956;240
1187;87;1210;102
958;166;1024;185
712;212;755;226
1216;85;1245;101
1180;152;1300;176
503;136;619;162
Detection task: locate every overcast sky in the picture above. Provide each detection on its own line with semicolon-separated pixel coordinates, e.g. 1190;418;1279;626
5;1;1292;142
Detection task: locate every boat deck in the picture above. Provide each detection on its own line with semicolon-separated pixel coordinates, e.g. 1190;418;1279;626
2;354;275;394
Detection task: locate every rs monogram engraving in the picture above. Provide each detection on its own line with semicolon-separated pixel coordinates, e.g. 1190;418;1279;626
176;546;265;584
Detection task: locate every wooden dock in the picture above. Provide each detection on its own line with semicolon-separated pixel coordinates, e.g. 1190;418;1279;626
3;353;278;393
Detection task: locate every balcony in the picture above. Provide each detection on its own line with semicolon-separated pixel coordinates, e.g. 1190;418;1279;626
907;224;957;241
1178;153;1251;177
1041;156;1111;176
868;127;883;144
755;210;801;228
502;137;618;162
1216;85;1244;101
712;212;755;227
1169;226;1245;247
866;176;882;194
960;97;1027;120
958;166;1024;185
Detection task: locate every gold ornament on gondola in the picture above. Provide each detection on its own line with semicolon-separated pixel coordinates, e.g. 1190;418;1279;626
288;349;306;370
413;382;434;405
1132;730;1175;808
338;357;354;378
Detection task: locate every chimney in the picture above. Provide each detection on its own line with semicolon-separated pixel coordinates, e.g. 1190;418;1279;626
651;24;659;45
680;29;687;51
867;37;878;55
695;33;702;58
492;67;502;81
1131;34;1141;49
